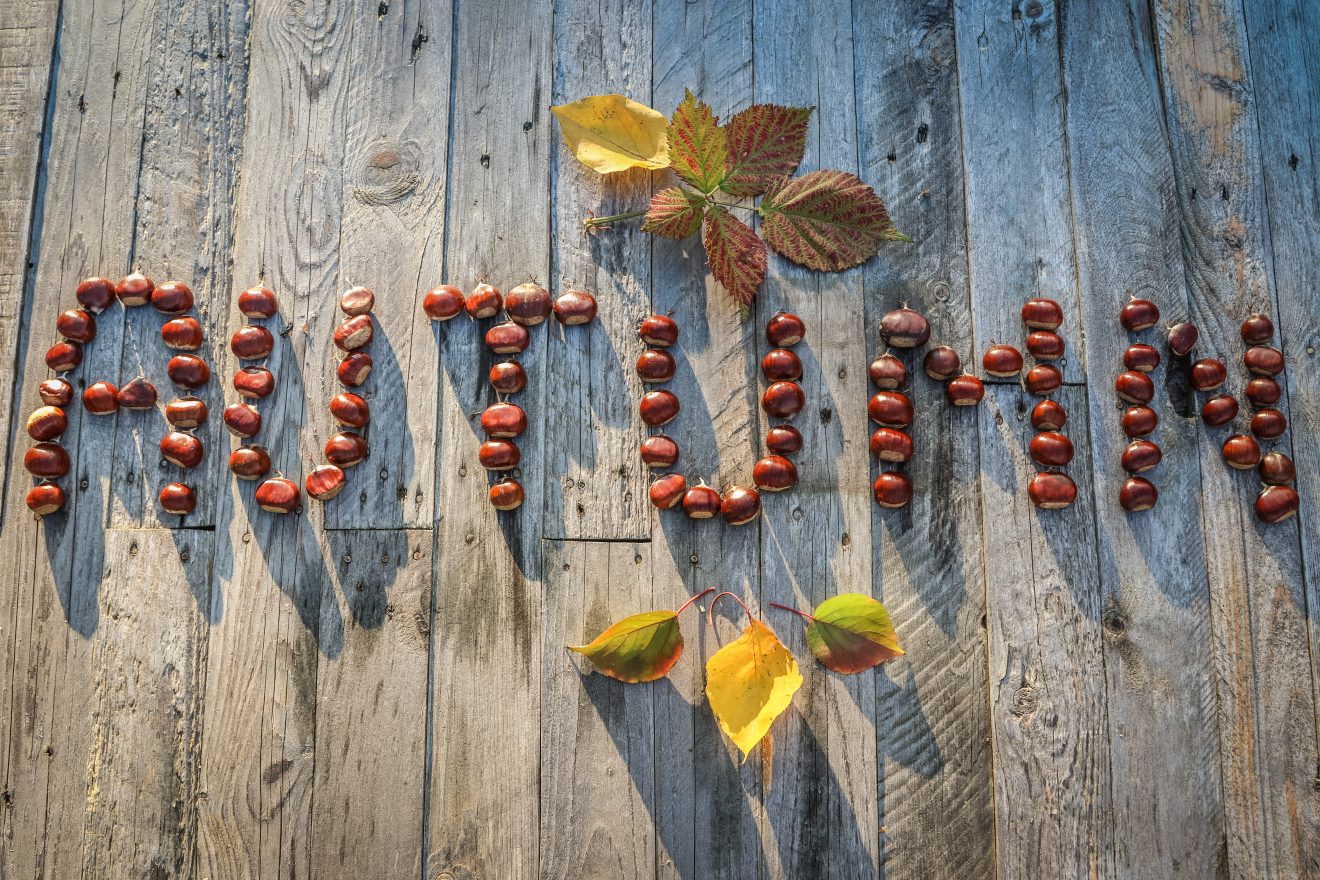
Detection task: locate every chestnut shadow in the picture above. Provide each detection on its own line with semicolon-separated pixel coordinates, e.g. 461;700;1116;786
875;665;946;869
324;528;407;629
42;477;106;638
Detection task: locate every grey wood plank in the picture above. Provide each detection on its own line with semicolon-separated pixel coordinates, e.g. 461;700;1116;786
854;2;997;876
543;0;652;541
979;385;1113;877
424;0;552;874
953;0;1086;383
541;539;657;880
1151;0;1320;875
1058;1;1228;874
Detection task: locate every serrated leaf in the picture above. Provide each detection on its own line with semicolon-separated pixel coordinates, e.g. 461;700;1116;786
667;90;727;193
706;618;803;761
721;104;813;197
802;593;904;674
702;205;767;307
641;187;707;239
759;170;907;271
569;610;682;683
551;94;669;174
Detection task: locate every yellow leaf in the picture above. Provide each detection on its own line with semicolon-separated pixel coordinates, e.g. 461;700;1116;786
550;94;669;173
705;618;802;761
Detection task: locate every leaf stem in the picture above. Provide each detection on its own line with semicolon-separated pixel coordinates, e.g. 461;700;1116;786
707;591;754;631
673;587;716;618
767;601;815;622
582;208;648;230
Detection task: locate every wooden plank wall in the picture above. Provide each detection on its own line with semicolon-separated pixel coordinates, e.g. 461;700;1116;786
2;0;1318;878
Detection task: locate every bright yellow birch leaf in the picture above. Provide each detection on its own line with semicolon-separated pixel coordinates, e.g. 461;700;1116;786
550;94;669;173
705;618;802;761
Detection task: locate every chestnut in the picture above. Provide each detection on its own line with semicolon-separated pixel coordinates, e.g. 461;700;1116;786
640;435;680;469
325;432;369;468
229;445;272;480
1123;343;1160;372
489;361;526;394
481;402;527;438
639;314;679;347
872;472;913;509
879;307;928;347
306;465;347;501
233;366;275;399
161;317;204;350
1122;439;1162;473
465;283;503;319
923;345;960;380
640;390;680;426
504;283;552;326
868;391;914;427
1026;330;1064;360
1167;322;1199;356
554;289;597;325
166;397;208;428
983;344;1024;378
222;403;261;437
330;392;370;428
1021;297;1064;330
1241;346;1282;377
636;349;677;383
753;455;798;492
423;285;465;321
1255;485;1299;524
117;378;158;411
1222;434;1261;469
27;406;67;441
1031;399;1067;432
1120;297;1160;331
869;354;906;389
39;378;73;407
339;286;375;316
1025;364;1063;396
762;348;803;382
1250;408;1286;440
1245;377;1281;407
766;312;806;347
1121;406;1159;437
489;478;526;510
255;477;301;514
648;473;687;509
115;272;154;306
1030;431;1075;467
759;423;807;462
945;374;985;406
333;314;374;351
1114;370;1154;404
486;321;531;355
681;484;722;518
238;285;278;318
83;381;119;415
1240;314;1273;344
45;340;83;372
151;281;194;314
1119;477;1158;512
721;486;761;524
56;309;96;343
26;482;66;516
76;276;116;312
763;382;806;419
338;352;373;387
1258;452;1295;485
25;443;70;478
870;427;913;462
159;482;196;516
1189;358;1227;391
168;354;211;389
1200;395;1238;427
477;438;519;471
1027;472;1077;509
231;325;274;360
160;432;204;468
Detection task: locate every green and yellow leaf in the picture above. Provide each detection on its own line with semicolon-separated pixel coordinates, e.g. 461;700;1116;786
721;103;813;197
641;186;707;239
802;593;904;674
569;610;683;683
550;94;669;174
705;618;803;760
759;169;908;271
702;205;767;307
667;89;726;193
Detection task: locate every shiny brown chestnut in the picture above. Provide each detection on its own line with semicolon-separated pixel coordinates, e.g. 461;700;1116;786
945;374;985;406
639;314;679;347
39;378;73;407
489;478;526;511
553;289;597;325
166;397;208;428
1026;331;1064;360
481;402;527;438
1240;314;1273;344
489;361;526;394
1121;406;1159;437
25;443;70;478
1245;377;1281;407
869;390;914;427
923;345;960;380
1258;452;1295;485
753;455;798;492
159;482;196;516
325;432;369;468
1122;439;1162;473
56;309;96;343
168;354;211;389
222;403;261;437
636;349;677;383
640;435;680;469
27;406;67;441
766;312;806;347
339;286;375;316
238;285;278;318
329;392;370;428
1032;399;1067;432
1120;297;1160;331
1030;432;1075;467
115;272;154;306
485;321;530;355
640;390;680;426
1167;321;1199;356
504;283;553;326
879;307;928;347
649;473;687;509
766;425;804;456
478;438;519;471
151;281;194;314
869;354;906;389
1025;364;1064;396
465;283;503;319
76;276;116;312
229;445;272;480
1021;297;1064;330
762;381;806;419
721;486;761;524
337;352;373;387
161;317;204;350
160;431;204;468
255;477;301;514
1200;395;1238;427
1115;370;1154;404
45;340;83;372
762;348;802;382
423;285;464;321
1249;408;1286;440
1222;434;1261;469
681;485;722;518
83;381;119;415
233;366;275;399
1255;485;1299;524
983;344;1024;377
1123;343;1161;372
26;482;66;516
230;325;274;360
1243;345;1283;376
117;378;158;411
334;314;374;351
872;472;913;509
1119;477;1158;512
1028;472;1077;509
870;427;913;462
305;465;347;501
1189;358;1227;391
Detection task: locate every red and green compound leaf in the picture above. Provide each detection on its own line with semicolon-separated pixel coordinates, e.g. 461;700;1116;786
702;205;767;307
773;592;904;675
641;186;708;239
720;103;813;197
759;169;908;271
667;89;727;193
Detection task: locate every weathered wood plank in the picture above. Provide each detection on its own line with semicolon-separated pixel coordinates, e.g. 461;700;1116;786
543;0;651;541
1059;1;1228;874
1151;0;1320;875
424;0;552;873
855;2;997;877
